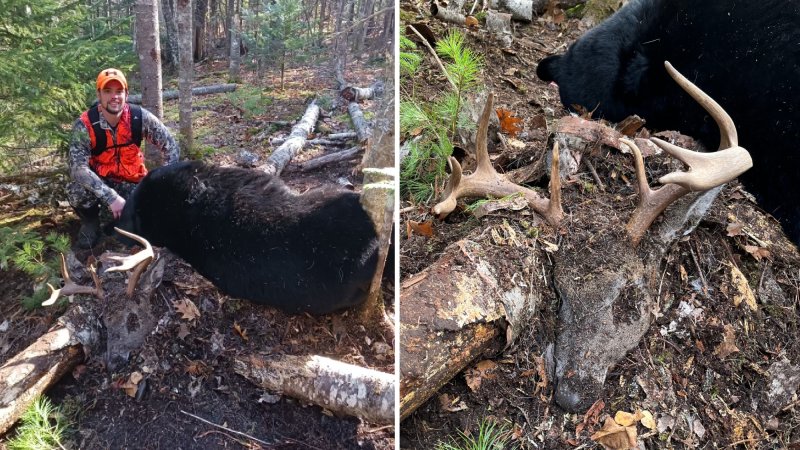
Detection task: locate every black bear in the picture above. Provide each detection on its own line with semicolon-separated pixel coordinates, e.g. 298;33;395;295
116;161;379;315
537;0;800;244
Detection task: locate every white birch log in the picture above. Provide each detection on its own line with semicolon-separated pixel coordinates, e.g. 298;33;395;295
234;354;395;424
489;0;533;21
259;100;320;176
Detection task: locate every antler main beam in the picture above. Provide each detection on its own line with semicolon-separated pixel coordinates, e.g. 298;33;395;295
432;92;563;226
625;61;753;245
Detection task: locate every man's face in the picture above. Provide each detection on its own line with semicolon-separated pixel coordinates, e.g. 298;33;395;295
98;80;127;115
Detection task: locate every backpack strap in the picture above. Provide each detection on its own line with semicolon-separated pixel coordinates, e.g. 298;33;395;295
128;104;143;149
87;104;143;156
87;105;107;157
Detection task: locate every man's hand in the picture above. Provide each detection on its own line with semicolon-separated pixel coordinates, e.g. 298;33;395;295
110;196;126;219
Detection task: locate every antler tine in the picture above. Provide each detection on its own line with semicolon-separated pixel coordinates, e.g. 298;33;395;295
431;92;562;226
101;227;155;297
42;253;102;306
622;138;688;246
664;61;737;149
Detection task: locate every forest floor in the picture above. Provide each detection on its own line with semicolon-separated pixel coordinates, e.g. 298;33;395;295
399;3;800;450
0;56;394;449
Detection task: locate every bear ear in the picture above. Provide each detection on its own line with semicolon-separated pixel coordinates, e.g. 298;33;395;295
536;55;562;82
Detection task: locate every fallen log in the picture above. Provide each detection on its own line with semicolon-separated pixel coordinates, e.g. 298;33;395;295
334;66;373;144
270;136;355;147
257;100;320;176
0;306;94;435
298;146;362;172
348;102;371;144
489;0;534;21
430;1;470;25
234;354;395;424
127;84;237;104
340;81;385;103
400;235;541;420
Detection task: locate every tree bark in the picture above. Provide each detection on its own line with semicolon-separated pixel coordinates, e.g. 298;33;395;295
161;0;180;69
258;100;320;176
399;232;539;419
0;319;89;435
193;0;208;61
135;0;165;166
234;354;395;424
297;147;362;171
127;83;238;103
178;0;194;155
228;1;241;82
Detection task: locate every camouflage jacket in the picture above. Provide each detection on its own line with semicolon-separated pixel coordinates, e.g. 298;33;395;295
68;105;180;206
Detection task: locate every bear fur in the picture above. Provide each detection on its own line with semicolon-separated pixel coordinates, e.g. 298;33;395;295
537;0;800;244
117;161;379;315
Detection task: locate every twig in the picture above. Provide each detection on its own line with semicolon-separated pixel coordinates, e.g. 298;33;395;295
407;25;457;91
180;410;271;446
469;0;481;15
583;159;605;192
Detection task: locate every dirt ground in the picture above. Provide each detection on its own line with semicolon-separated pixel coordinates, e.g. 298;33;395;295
0;57;395;449
399;4;800;449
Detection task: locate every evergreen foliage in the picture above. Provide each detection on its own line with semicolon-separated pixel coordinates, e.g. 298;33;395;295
6;396;72;450
400;30;483;205
0;0;135;173
0;226;71;309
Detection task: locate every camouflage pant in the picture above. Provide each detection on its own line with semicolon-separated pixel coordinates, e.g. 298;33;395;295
66;179;137;222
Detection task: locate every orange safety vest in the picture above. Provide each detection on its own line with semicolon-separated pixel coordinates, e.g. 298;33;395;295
80;104;147;183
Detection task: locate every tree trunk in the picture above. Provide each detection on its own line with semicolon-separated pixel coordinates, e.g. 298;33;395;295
193;0;208;61
135;0;165;167
258;100;320;176
234;354;395;424
228;1;241;82
161;0;180;69
178;0;194;154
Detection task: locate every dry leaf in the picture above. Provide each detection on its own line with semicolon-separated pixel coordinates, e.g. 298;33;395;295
407;220;434;238
233;322;249;342
465;15;479;28
438;393;468;412
727;222;744;236
730;264;757;311
465;360;498;392
185;360;210;377
640;410;656;430
590;417;637;450
714;324;740;358
744;245;770;261
173;298;201;321
121;371;143;398
614;410;642;427
496;108;523;137
679;265;688;283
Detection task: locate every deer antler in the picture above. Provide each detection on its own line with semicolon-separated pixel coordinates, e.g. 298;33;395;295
432;92;563;226
101;227;155;297
624;61;753;246
42;254;102;306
